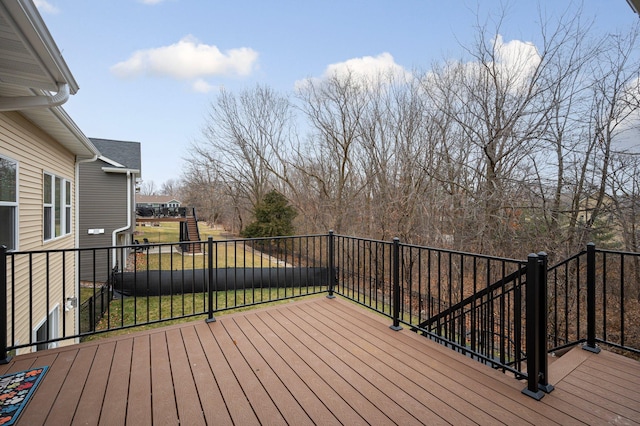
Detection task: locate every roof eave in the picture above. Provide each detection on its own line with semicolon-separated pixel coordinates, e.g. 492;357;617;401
0;0;78;93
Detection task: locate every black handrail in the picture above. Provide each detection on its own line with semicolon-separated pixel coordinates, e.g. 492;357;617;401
416;266;527;330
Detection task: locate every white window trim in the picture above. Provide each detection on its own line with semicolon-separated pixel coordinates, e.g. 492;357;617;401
0;154;18;251
32;305;60;352
43;172;72;242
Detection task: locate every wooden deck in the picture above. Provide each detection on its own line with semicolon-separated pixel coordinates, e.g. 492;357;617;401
2;296;639;425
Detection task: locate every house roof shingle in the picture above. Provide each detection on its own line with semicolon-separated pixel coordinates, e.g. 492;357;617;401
136;195;181;205
90;138;142;172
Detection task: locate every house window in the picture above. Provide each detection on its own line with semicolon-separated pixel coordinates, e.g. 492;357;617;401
34;306;59;351
0;156;17;251
44;173;71;241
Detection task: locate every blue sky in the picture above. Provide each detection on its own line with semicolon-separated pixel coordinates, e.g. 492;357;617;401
35;0;638;187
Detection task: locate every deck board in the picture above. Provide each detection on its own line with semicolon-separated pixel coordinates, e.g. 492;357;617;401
99;338;133;426
126;335;152;425
150;331;179;424
299;300;523;425
265;307;406;425
72;341;116;425
215;317;287;425
193;321;260;425
321;298;575;425
245;310;365;424
221;317;313;425
5;295;640;425
233;314;341;425
287;303;476;425
178;325;233;425
165;328;207;426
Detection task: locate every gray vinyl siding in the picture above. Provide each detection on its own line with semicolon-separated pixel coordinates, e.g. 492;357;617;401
78;160;130;282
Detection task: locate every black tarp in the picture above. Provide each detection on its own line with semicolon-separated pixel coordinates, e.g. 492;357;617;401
112;267;333;297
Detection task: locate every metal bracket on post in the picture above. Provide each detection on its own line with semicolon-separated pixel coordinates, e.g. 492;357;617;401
522;253;544;401
327;231;336;299
390;237;402;331
583;243;600;354
205;237;216;323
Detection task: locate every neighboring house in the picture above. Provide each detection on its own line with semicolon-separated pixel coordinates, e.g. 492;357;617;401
78;138;141;282
0;0;100;352
136;194;182;217
136;194;182;209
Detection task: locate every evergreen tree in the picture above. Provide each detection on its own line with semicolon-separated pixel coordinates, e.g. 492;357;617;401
241;190;297;238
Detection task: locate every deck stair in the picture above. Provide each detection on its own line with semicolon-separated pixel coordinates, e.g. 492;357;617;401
182;209;202;253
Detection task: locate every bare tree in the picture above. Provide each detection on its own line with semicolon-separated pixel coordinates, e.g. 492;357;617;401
139;180;157;196
159;178;182;198
187;85;295;232
295;70;370;233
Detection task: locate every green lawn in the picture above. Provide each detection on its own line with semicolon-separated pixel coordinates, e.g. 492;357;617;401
134;221;226;244
133;222;279;270
81;288;327;341
79;221;312;341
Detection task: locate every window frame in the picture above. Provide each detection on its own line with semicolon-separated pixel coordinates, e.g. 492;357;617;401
43;172;72;242
0;154;18;251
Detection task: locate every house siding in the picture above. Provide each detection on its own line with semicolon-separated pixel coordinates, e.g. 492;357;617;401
1;111;77;354
79;159;132;282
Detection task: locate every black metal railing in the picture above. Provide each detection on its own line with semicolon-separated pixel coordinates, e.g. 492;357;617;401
0;234;329;359
79;281;112;333
136;206;188;218
1;234;638;401
331;234;534;379
547;243;640;356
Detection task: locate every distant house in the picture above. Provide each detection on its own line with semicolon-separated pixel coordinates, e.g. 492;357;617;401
136;194;182;209
0;0;100;352
78;138;141;282
136;194;182;217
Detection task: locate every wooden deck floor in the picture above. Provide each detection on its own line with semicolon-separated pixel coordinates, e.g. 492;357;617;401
2;296;639;425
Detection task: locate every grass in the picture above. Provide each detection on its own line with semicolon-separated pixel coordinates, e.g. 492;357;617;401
80;221;310;341
81;287;327;342
79;287;98;303
132;222;279;270
134;221;227;244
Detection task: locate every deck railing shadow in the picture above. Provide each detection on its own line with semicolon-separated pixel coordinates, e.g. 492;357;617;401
1;233;638;401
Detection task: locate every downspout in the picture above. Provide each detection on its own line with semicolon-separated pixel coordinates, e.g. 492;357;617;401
112;171;133;270
0;83;69;111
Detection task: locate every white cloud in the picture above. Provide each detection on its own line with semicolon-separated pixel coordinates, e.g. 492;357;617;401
295;52;411;90
424;35;541;96
139;0;165;4
111;35;258;82
33;0;59;14
491;35;541;91
192;79;216;93
324;52;410;81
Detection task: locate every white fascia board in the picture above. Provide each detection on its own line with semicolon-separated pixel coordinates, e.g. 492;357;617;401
98;156;126;168
101;167;140;174
48;102;100;158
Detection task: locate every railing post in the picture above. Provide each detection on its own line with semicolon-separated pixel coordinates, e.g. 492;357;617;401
583;242;600;353
0;246;12;364
327;231;336;299
537;252;554;393
390;237;402;331
522;253;544;400
206;237;216;323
